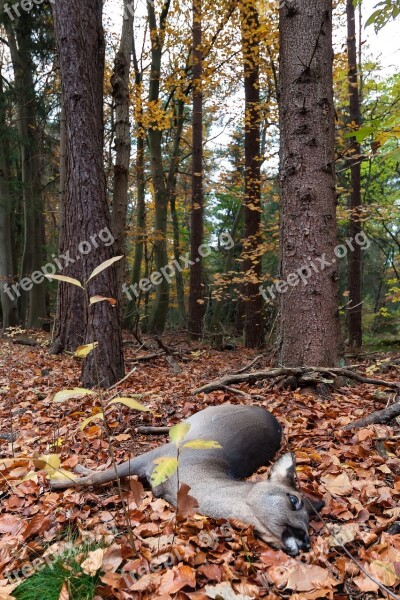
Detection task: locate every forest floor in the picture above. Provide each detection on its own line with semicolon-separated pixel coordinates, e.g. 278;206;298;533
0;333;399;600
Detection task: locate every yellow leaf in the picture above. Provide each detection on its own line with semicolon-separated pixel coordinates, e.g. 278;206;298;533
87;256;124;282
150;457;179;487
169;422;191;446
89;295;117;306
183;439;222;450
43;274;83;288
36;454;61;476
54;388;95;403
108;397;151;411
49;469;77;482
80;412;104;430
74;343;98;358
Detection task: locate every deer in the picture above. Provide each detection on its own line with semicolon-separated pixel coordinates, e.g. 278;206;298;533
51;404;323;555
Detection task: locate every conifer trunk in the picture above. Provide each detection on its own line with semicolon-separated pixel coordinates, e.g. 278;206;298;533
278;0;340;367
346;0;362;349
189;0;205;338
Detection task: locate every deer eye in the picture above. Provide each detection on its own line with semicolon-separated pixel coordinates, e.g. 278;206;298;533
288;494;303;511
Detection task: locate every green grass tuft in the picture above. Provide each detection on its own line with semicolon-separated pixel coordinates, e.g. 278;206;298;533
14;547;100;600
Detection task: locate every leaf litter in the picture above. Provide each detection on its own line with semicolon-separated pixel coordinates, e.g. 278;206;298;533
0;335;399;599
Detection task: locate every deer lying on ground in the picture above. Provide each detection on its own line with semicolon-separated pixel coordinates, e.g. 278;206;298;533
51;404;322;555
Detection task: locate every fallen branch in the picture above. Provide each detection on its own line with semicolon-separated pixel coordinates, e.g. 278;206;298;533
193;366;400;395
138;426;170;435
343;402;400;430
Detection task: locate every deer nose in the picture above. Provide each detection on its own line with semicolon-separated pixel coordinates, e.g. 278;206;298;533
302;534;311;551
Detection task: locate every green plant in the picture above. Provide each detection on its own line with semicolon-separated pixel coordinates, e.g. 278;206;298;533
14;546;101;600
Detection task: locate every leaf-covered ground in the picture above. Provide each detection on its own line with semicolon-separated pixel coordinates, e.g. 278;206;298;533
0;335;399;599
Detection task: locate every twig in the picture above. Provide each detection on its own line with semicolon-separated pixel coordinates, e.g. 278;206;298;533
108;366;137;390
375;434;400;441
234;354;264;374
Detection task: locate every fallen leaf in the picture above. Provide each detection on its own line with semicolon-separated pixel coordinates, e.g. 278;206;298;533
80;548;104;576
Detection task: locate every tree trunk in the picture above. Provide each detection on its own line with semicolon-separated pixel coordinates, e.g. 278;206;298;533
168;99;187;324
0;69;19;329
189;0;205;338
52;0;124;388
346;0;362;349
241;0;263;348
111;2;133;313
277;0;340;367
210;203;243;333
146;0;171;334
7;16;47;329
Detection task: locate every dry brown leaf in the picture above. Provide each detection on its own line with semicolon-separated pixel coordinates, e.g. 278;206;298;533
321;472;353;496
80;548;104;576
204;581;253;599
327;523;359;546
58;581;69;600
158;564;196;595
129;478;145;507
101;543;123;572
177;483;199;520
370;560;399;587
285;563;335;592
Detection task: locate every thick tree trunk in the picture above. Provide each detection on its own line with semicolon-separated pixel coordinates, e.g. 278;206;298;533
146;0;171;334
346;0;362;349
188;0;205;338
52;0;124;387
7;17;47;329
111;3;133;313
241;0;263;348
277;0;340;367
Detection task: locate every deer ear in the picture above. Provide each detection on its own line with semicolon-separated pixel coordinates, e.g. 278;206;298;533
269;452;296;487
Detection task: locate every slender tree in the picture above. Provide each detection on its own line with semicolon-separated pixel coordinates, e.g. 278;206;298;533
111;1;134;310
0;67;19;328
6;13;47;328
277;0;340;367
346;0;363;348
125;29;146;331
146;0;172;334
240;0;263;348
188;0;205;337
52;0;124;387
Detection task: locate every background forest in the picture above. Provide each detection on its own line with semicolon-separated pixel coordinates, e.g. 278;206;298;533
0;0;399;375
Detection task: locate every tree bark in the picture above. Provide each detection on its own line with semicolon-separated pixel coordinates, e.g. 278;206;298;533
124;30;146;331
188;0;205;338
277;0;340;367
241;0;263;348
146;0;172;334
168;100;187;324
52;0;124;387
346;0;363;349
0;68;19;328
6;15;47;328
111;2;133;313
